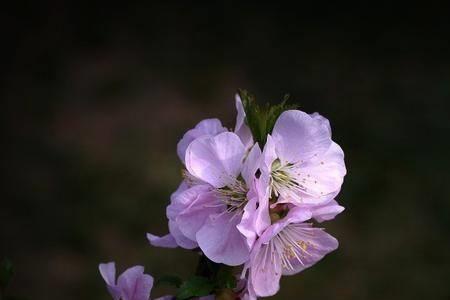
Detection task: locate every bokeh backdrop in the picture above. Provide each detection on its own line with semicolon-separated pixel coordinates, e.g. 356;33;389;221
2;3;450;300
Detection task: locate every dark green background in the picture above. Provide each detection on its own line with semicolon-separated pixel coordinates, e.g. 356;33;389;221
2;3;449;300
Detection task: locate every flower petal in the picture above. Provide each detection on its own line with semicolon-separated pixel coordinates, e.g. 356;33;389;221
169;220;198;249
245;208;312;297
99;262;116;287
272;110;332;164
236;189;258;249
293;141;346;203
310;199;345;222
196;212;250;266
167;184;211;221
237;175;271;248
234;94;253;149
241;143;261;186
259;207;312;244
117;266;154;300
146;233;178;248
252;174;271;236
310;112;331;136
177;118;227;163
260;134;277;174
99;262;121;300
249;241;282;297
176;191;225;240
281;224;339;276
186;132;245;188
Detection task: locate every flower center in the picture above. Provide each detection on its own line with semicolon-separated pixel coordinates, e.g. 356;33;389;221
272;224;315;271
270;159;307;201
215;178;248;214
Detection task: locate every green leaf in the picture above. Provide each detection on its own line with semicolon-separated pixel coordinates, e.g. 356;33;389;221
155;275;183;288
176;276;215;300
0;258;14;289
238;89;297;146
215;267;236;289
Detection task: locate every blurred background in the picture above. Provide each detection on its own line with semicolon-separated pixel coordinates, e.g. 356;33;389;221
2;2;449;300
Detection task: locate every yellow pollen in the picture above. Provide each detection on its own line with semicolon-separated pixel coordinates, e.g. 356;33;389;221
298;241;308;251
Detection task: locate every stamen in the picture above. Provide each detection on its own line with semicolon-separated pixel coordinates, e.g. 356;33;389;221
270;223;321;271
214;178;248;214
270;159;320;202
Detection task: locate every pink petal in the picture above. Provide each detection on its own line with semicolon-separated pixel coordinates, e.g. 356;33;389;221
241;143;261;186
99;262;116;286
196;212;250;266
167;184;211;221
295;141;346;203
169;220;198;249
185;132;245;188
281;224;339;276
260;134;277;174
272;110;332;164
252;174;271;236
258;207;312;244
176;191;225;240
310;112;331;135
99;262;121;300
237;175;271;248
249;241;282;297
177;118;227;163
236;190;258;249
146;233;178;248
310;199;345;222
234;94;254;149
245;209;310;298
117;266;154;300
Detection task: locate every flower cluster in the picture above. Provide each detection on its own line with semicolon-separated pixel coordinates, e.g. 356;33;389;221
100;91;346;300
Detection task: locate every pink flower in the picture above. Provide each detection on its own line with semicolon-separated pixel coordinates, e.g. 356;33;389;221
244;207;339;297
261;110;346;206
148;94;256;257
149;131;262;266
104;96;348;300
182;132;261;265
99;262;155;300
